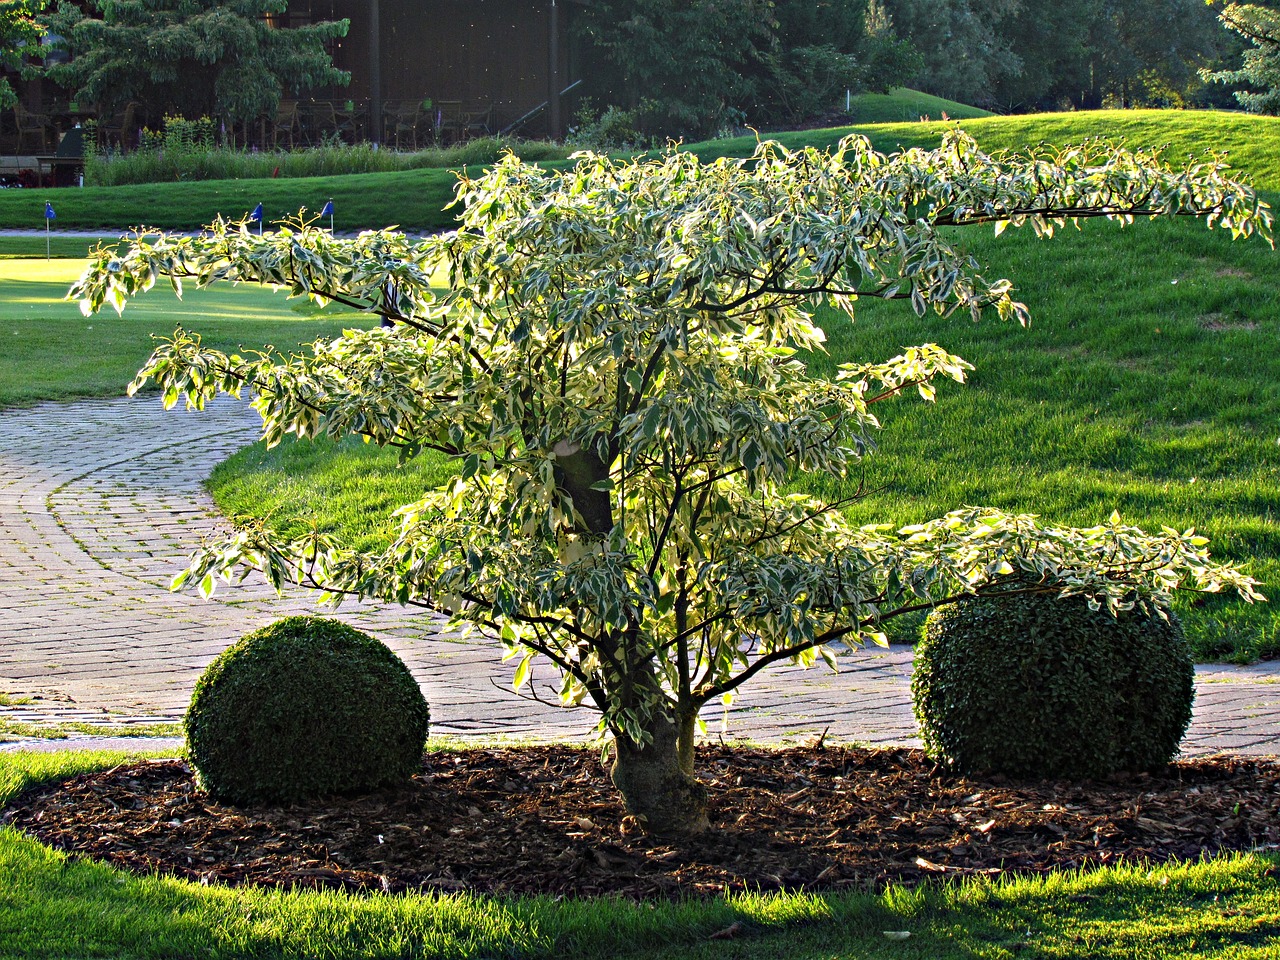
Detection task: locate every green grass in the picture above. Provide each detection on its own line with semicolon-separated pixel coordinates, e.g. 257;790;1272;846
84;136;572;188
842;86;996;123
2;749;1278;960
0;259;375;408
5;110;1276;232
0;719;181;743
682;110;1280;191
0;236;121;259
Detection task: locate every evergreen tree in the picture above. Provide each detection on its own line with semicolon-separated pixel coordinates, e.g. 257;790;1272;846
1205;2;1280;113
40;0;349;126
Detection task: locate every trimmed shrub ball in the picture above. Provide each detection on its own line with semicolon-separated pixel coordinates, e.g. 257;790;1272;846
912;593;1193;779
185;616;429;804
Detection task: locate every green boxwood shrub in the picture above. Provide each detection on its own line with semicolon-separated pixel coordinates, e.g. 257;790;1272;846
912;593;1194;779
184;616;429;804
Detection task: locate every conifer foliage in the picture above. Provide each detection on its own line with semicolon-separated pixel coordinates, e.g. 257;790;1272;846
41;0;348;126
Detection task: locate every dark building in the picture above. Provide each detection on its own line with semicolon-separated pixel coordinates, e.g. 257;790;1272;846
2;0;591;158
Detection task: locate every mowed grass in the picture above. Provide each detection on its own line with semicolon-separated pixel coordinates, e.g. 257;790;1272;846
3;109;1276;232
842;86;995;123
0;259;375;407
2;749;1278;960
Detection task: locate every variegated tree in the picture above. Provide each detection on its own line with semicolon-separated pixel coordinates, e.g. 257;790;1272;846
74;132;1271;835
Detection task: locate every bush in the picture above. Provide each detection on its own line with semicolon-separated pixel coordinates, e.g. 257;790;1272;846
912;593;1194;779
184;616;429;804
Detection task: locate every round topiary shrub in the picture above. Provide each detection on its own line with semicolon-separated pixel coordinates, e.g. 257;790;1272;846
912;593;1193;779
184;616;429;804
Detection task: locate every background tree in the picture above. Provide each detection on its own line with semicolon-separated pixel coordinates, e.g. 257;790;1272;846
575;0;918;136
881;0;1021;108
0;0;45;109
574;0;774;136
748;0;920;125
1204;1;1280;113
40;0;349;127
74;134;1270;836
885;0;1227;110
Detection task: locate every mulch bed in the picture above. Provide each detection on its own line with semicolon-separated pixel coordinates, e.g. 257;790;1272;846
5;745;1279;900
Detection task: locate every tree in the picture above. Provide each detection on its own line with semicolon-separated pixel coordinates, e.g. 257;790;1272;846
73;133;1271;836
575;0;775;136
882;0;1021;107
575;0;919;135
1204;2;1280;113
39;0;349;127
0;0;45;110
886;0;1226;111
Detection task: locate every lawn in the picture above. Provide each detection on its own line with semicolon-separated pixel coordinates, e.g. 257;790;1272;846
2;749;1278;960
0;259;374;408
842;86;995;123
3;109;1276;232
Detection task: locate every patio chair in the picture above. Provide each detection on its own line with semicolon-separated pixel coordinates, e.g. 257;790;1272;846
13;102;53;154
460;101;494;140
385;100;424;150
97;101;139;151
435;100;464;143
303;100;338;145
272;100;300;148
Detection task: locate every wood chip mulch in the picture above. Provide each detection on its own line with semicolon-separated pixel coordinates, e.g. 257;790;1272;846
4;745;1279;900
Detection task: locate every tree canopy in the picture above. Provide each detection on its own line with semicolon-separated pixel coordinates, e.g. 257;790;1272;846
40;0;349;126
576;0;916;135
74;133;1271;835
0;0;45;109
1205;1;1280;113
885;0;1228;111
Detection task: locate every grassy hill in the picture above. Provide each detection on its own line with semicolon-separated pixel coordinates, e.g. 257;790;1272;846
841;86;995;123
3;110;1275;233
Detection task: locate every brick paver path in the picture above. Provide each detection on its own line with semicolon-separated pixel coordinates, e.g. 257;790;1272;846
2;395;1277;754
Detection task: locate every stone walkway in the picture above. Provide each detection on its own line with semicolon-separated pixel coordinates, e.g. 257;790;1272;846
1;395;1277;755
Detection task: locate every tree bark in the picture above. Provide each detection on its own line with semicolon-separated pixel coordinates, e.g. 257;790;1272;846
552;437;709;834
610;707;709;836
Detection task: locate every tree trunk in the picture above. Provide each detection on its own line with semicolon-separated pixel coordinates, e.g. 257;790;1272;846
610;708;709;836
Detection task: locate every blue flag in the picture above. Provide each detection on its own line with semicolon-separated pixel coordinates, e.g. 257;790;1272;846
250;202;264;222
320;199;334;217
44;201;56;220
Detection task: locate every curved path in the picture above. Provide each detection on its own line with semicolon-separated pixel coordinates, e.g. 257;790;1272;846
1;395;1277;754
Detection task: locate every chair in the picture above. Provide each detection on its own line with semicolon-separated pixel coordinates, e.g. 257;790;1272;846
13;102;53;154
460;101;494;140
435;100;464;143
97;101;139;151
302;100;338;145
384;100;425;150
334;101;363;143
272;100;300;148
